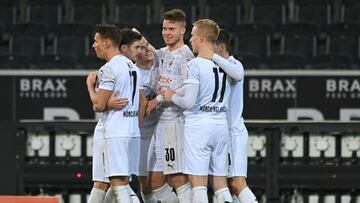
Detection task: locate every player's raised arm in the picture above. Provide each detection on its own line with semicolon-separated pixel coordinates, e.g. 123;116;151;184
212;53;244;81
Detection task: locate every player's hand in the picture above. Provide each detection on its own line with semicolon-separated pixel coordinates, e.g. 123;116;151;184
162;89;175;102
107;92;129;110
86;71;97;87
146;98;158;116
198;49;214;59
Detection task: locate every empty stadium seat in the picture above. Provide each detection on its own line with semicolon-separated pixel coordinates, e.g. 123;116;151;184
294;0;332;27
0;54;29;69
30;55;75;69
341;0;360;25
250;0;286;29
206;0;241;29
115;2;150;27
71;0;105;24
0;2;17;26
26;0;63;25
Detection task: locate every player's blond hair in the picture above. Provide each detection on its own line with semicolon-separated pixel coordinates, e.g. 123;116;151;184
193;19;220;43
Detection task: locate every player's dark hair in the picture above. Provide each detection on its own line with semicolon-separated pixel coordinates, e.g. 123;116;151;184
215;29;231;53
120;28;143;46
95;24;122;46
163;9;186;27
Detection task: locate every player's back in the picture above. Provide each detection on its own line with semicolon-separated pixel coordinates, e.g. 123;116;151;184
184;57;231;124
99;55;140;138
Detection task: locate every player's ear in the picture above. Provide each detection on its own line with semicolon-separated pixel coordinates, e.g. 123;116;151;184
119;44;125;52
221;44;226;51
180;26;186;35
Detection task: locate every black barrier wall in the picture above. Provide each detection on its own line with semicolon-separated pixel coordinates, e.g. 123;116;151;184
0;122;19;194
1;70;359;121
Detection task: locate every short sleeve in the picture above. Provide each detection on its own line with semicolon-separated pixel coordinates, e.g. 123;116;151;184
98;65;115;91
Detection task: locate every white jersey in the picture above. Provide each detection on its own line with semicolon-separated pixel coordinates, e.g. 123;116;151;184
138;64;159;129
97;55;140;138
228;56;248;136
149;45;194;120
184;57;231;124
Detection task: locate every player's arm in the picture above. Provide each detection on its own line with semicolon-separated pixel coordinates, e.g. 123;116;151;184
162;62;199;109
86;71;112;112
163;83;198;109
138;90;147;126
211;54;244;81
107;92;129;110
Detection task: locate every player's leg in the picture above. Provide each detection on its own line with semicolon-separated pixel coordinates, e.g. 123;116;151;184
171;174;192;203
228;133;257;203
139;176;157;203
103;182;140;203
166;119;192;203
139;129;157;203
87;182;109;203
105;137;139;203
229;177;257;203
88;124;110;203
210;124;232;203
147;124;178;202
183;122;213;203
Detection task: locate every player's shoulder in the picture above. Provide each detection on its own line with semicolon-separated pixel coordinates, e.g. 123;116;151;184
176;45;195;58
188;57;211;68
228;55;243;66
108;55;126;67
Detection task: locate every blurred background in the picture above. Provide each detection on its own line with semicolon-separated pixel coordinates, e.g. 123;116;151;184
0;0;359;202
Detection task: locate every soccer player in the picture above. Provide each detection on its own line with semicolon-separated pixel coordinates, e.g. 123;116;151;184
146;8;194;203
86;25;143;203
162;19;244;203
214;30;258;203
136;37;159;203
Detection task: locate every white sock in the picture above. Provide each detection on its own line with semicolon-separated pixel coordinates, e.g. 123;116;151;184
215;187;232;203
103;188;113;203
176;182;192;203
238;187;258;203
141;191;158;203
192;186;208;203
153;183;178;203
87;188;106;203
232;195;240;203
127;185;140;203
212;195;218;203
112;185;131;203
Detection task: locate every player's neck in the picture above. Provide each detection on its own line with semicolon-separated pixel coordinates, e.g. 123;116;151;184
198;43;214;57
221;52;230;59
136;60;153;70
167;39;184;52
105;49;121;62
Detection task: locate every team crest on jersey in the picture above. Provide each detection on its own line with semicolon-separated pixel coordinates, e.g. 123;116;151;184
126;62;134;69
160;76;172;84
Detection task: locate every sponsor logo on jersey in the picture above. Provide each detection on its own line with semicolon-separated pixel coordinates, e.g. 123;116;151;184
248;78;297;99
325;79;360;99
200;105;227;112
19;78;67;99
160;76;172;84
123;110;138;117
